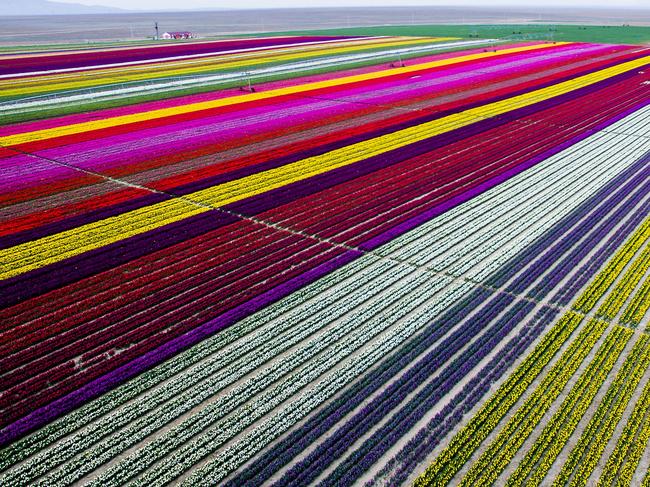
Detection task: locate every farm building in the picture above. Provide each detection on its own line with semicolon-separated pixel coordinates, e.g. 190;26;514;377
161;31;194;39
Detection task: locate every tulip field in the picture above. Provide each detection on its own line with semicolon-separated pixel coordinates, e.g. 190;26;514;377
0;34;649;486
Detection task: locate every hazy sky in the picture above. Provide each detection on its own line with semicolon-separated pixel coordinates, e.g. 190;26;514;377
52;0;650;10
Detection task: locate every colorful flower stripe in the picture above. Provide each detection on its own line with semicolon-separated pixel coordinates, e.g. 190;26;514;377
0;42;569;148
0;40;564;134
0;35;356;75
0;43;584;182
2;42;627;214
414;312;593;486
0;37;452;99
1;101;636;444
359;150;649;487
1;57;644;424
1;36;650;485
2;48;648;283
597;244;650;321
71;110;648;482
621;277;650;326
0;40;541;128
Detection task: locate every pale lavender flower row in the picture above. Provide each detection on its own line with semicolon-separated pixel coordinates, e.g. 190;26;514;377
488;146;649;291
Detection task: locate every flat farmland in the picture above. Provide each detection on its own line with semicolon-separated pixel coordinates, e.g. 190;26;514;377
0;33;649;486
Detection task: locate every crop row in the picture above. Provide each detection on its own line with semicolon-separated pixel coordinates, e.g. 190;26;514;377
485;143;649;290
457;319;614;487
268;68;650;250
527;181;649;301
5;103;616;480
225;286;493;485
553;334;650;487
504;326;632;487
413;311;589;486
416;207;650;486
221;104;650;486
2;37;444;100
597;244;650;321
334;138;639;487
314;300;536;487
370;306;559;487
1;36;354;75
620;277;650;326
234;142;644;482
384;132;636;280
7;62;640;450
276;292;518;485
1;235;344;429
380;105;650;275
2;45;650;487
573;217;650;312
598;368;650;487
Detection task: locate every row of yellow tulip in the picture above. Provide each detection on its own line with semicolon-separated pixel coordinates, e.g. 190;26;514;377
556;334;650;487
506;325;633;487
598;370;650;487
413;312;587;486
597;244;650;321
458;320;616;487
574;217;650;313
620;277;650;326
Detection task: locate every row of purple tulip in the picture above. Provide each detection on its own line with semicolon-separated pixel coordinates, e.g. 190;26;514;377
489;155;649;292
224;287;493;487
553;196;649;306
528;177;650;301
317;299;533;487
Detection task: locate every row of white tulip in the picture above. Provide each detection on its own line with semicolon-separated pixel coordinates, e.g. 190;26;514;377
382;106;650;272
179;282;474;487
390;122;650;281
89;273;464;486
